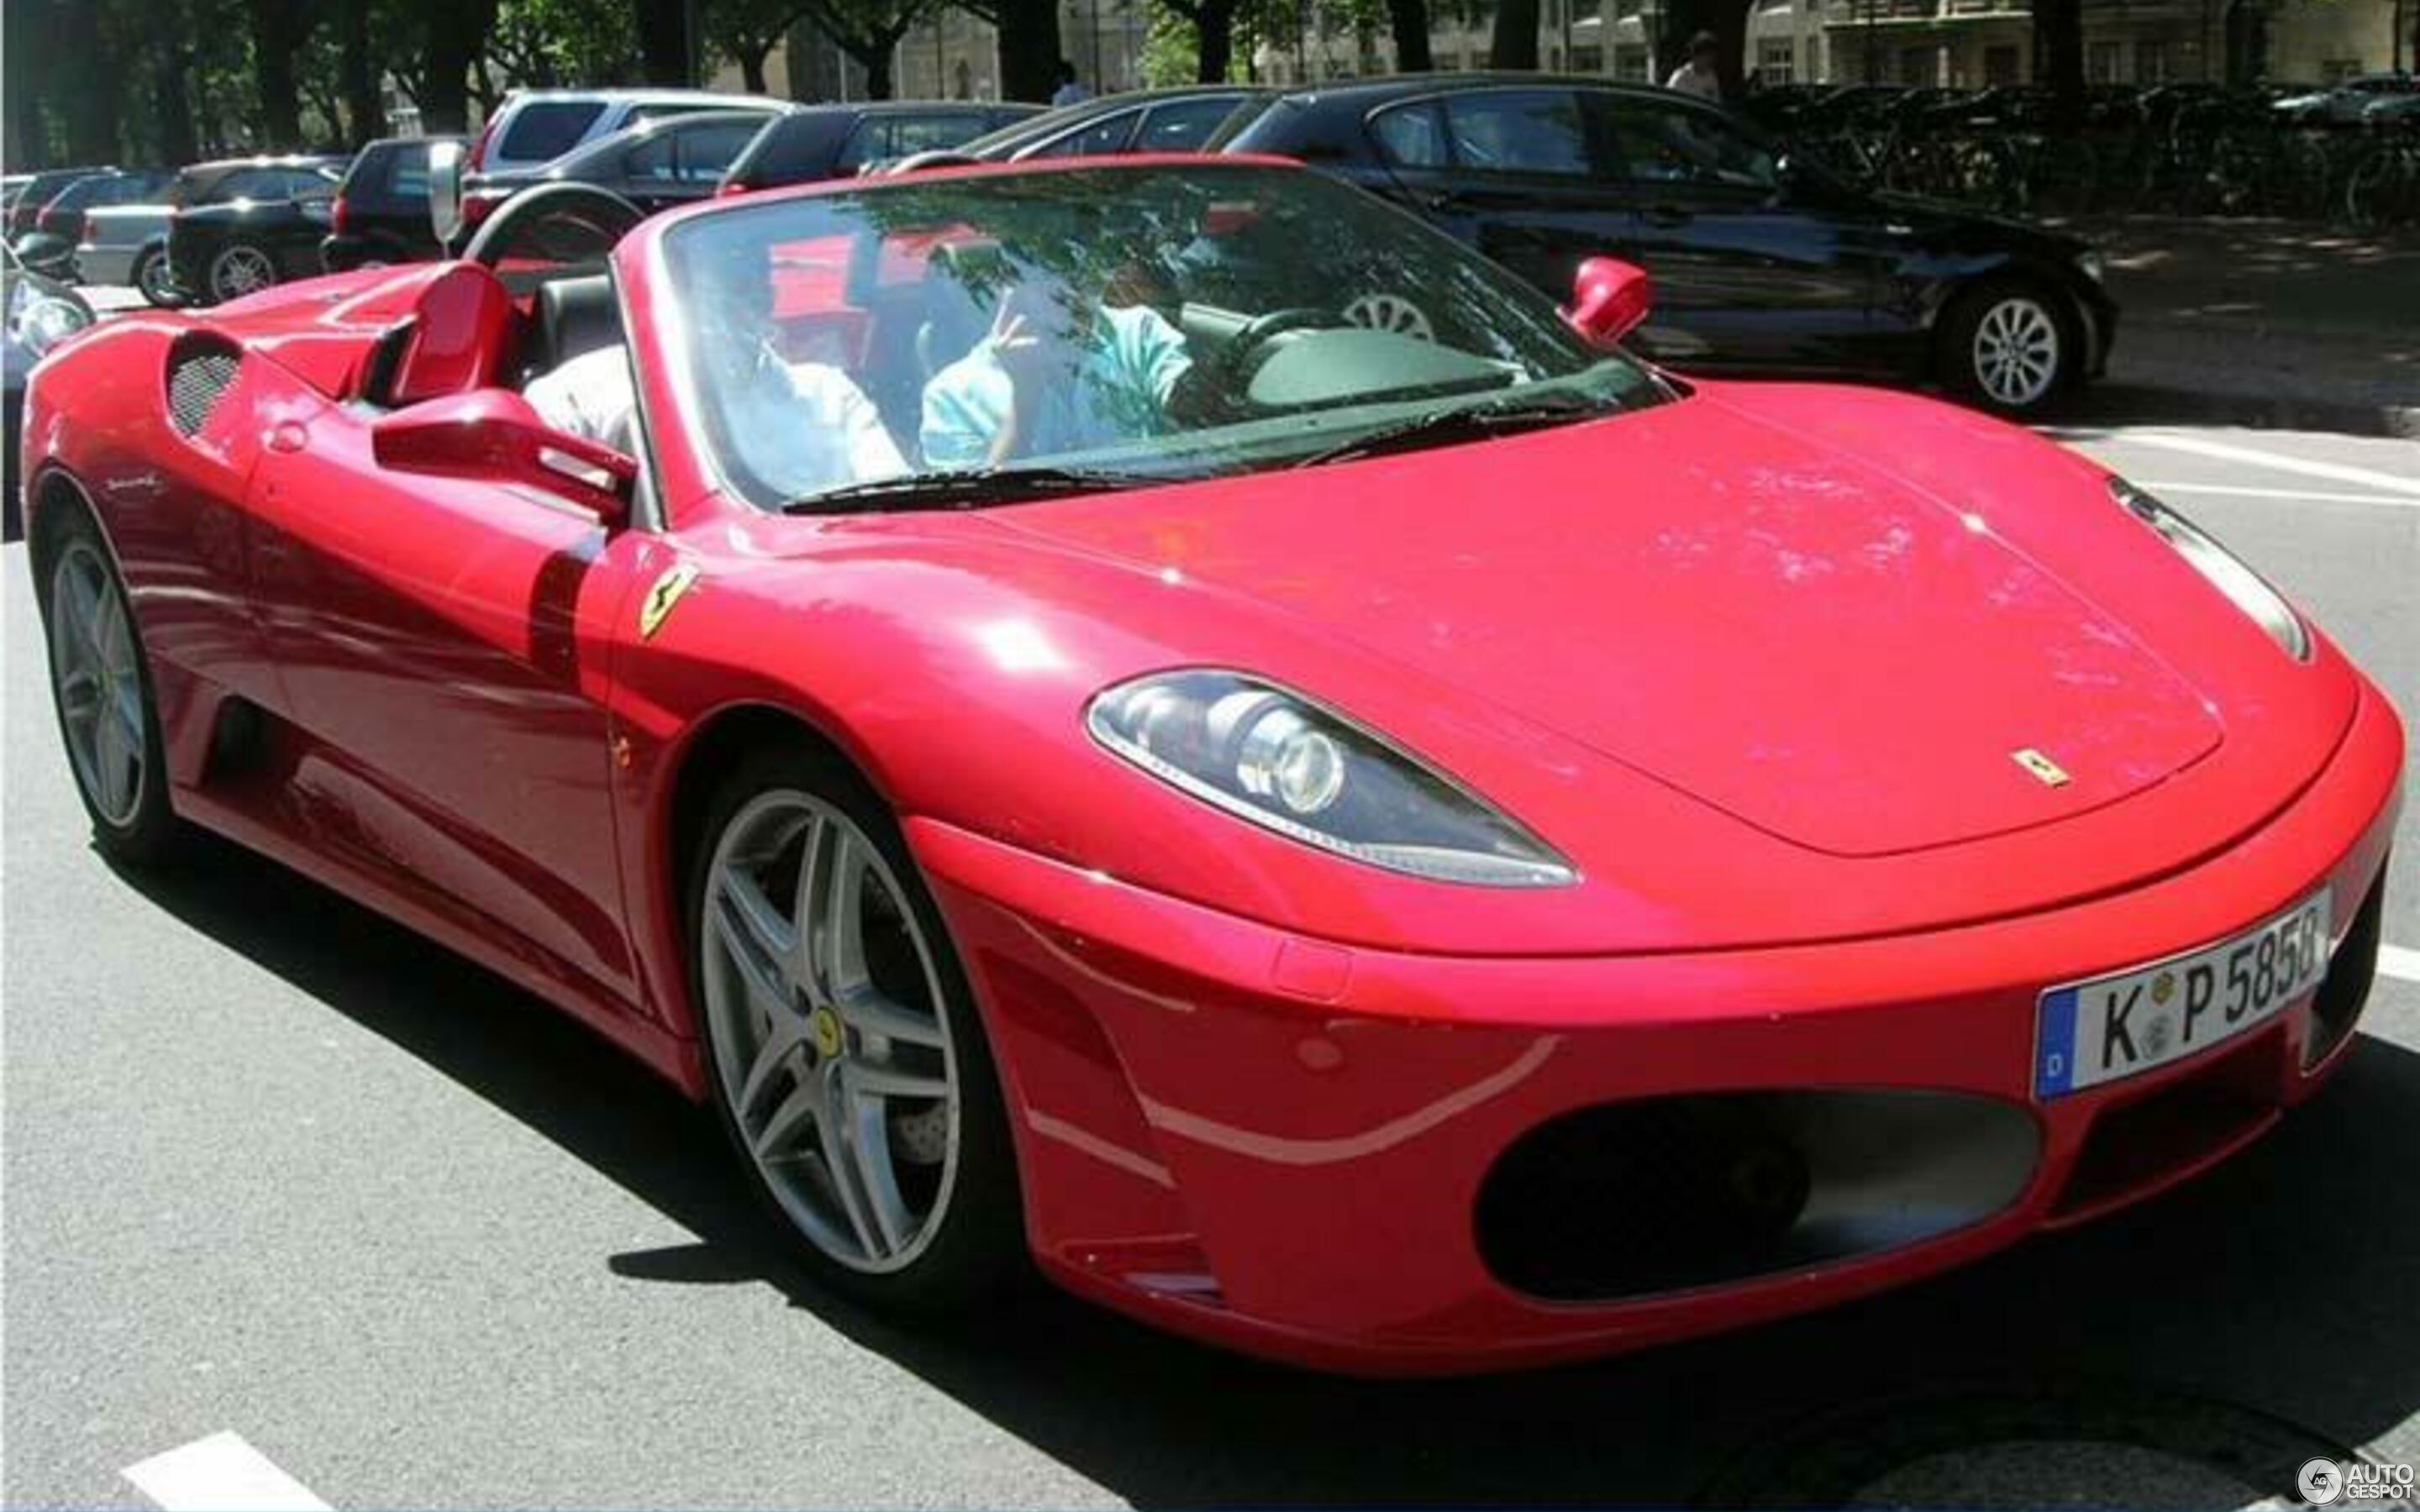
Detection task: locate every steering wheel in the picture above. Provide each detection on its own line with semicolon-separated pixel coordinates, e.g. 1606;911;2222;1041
461;181;645;270
1220;307;1331;389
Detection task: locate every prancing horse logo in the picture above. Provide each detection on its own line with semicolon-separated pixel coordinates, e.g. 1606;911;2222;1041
2012;748;2071;788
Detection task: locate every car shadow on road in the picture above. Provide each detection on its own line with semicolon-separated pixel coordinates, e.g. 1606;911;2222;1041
115;831;2420;1507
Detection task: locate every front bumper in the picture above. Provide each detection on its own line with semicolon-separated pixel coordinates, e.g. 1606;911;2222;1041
910;684;2401;1374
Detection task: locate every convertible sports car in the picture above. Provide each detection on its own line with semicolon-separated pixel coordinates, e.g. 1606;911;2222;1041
22;155;2401;1375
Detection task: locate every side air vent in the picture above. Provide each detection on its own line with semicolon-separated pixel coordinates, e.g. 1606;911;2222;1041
166;340;241;438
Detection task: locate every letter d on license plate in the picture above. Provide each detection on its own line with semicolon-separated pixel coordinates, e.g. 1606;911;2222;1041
2035;892;2332;1100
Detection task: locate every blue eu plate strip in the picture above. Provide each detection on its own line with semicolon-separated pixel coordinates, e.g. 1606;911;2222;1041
2035;987;2079;1100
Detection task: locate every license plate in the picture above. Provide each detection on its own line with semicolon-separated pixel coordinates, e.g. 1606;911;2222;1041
2034;892;2332;1100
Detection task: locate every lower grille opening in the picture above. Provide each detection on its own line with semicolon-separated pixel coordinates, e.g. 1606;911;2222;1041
2053;1032;2280;1221
2307;863;2386;1070
1477;1089;2038;1303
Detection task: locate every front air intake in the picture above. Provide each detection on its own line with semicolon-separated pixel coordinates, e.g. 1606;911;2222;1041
165;339;241;438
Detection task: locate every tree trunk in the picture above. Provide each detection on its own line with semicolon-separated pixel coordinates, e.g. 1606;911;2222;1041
249;0;305;148
635;0;692;84
59;0;123;160
1196;0;1239;80
1386;0;1434;69
154;34;202;165
740;41;773;93
1489;0;1538;69
861;43;894;98
2033;0;2082;126
995;0;1064;101
418;0;495;133
339;0;383;145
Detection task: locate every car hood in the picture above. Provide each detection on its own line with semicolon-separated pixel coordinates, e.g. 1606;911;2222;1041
1867;190;2091;257
989;392;2221;858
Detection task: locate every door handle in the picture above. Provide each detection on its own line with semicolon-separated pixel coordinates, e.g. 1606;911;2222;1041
1642;203;1693;228
265;420;309;453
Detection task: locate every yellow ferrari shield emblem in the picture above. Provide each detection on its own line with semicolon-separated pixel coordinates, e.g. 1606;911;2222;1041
810;1008;844;1060
2012;748;2071;788
639;563;700;638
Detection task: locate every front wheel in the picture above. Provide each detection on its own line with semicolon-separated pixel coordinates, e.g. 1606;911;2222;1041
1940;280;2077;417
37;501;185;864
689;746;1025;1312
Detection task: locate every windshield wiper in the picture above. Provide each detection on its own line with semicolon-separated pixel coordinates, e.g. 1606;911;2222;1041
1291;391;1617;470
781;465;1162;516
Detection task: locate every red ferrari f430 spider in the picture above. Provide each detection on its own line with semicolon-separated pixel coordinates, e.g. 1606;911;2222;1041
20;154;2402;1373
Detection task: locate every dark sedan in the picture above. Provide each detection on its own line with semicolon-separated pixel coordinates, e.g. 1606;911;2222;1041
956;85;1265;162
6;166;116;239
1213;75;2115;415
322;135;464;272
718;101;1039;192
165;157;348;305
460;108;788;234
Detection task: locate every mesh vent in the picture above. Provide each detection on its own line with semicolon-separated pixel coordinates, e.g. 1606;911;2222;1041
166;348;240;438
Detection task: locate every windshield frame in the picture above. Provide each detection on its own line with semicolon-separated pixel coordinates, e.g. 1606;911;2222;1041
622;156;1669;527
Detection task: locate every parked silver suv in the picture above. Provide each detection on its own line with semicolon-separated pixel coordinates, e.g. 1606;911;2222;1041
470;87;792;176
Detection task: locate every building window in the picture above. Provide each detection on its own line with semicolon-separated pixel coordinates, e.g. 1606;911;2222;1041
1571;43;1606;71
2134;39;2169;82
1982;43;2019;84
1758;38;1795;82
1614;43;1650;78
1901;45;1934;84
2321;57;2362;81
2087;40;2121;82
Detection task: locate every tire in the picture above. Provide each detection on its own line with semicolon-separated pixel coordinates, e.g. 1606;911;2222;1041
132;246;180;307
1939;278;2078;418
206;240;278;305
687;742;1025;1313
34;496;186;866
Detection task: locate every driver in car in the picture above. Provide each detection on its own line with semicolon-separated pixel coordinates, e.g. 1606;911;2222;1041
919;259;1195;470
526;270;905;499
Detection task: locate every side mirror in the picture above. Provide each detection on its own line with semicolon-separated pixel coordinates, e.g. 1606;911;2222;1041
1565;256;1652;345
429;139;466;249
371;390;634;526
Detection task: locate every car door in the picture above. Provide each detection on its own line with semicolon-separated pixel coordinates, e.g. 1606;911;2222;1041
1586;91;1888;373
241;304;655;1012
1363;87;1638;301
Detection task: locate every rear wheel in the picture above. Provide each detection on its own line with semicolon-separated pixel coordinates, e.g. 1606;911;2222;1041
689;744;1024;1312
207;241;277;304
1941;279;2076;417
36;500;184;865
132;246;179;307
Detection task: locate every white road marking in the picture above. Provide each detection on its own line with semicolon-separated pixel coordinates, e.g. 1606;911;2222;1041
123;1431;333;1511
2382;944;2420;985
2134;479;2419;506
2118;433;2420;498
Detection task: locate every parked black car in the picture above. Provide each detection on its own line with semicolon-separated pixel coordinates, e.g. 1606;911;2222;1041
1213;75;2116;415
719;102;1041;192
460;108;792;233
322;135;465;271
5;241;96;537
6;166;117;238
957;86;1266;161
166;156;348;305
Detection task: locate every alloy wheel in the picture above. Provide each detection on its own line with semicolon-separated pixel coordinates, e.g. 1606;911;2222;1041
1970;295;2061;410
701;790;960;1274
209;244;275;302
47;539;146;827
1343;292;1435;342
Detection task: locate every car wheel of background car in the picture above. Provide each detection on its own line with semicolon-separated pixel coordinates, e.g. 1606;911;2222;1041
133;246;180;307
207;242;277;304
689;743;1025;1313
1343;292;1435;343
35;491;185;865
1943;279;2075;417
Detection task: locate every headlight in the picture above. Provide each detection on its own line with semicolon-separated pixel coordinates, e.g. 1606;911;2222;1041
1086;669;1576;887
2076;249;2107;283
2111;478;2309;661
16;296;90;355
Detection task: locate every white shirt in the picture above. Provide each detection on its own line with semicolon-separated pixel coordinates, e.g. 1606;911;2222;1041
1665;61;1722;102
525;344;907;499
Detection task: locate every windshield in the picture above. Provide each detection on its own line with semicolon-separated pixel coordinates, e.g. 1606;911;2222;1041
655;163;1665;512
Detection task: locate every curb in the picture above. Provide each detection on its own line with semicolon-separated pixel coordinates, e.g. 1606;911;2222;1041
2060;382;2420;439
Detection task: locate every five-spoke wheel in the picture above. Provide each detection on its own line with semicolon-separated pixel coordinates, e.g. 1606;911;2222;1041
39;499;182;862
692;751;1022;1307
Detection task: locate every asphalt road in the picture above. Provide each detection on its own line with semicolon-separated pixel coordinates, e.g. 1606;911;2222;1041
4;419;2417;1509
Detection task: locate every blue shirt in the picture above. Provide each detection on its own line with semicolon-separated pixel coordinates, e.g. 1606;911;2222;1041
920;304;1192;469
